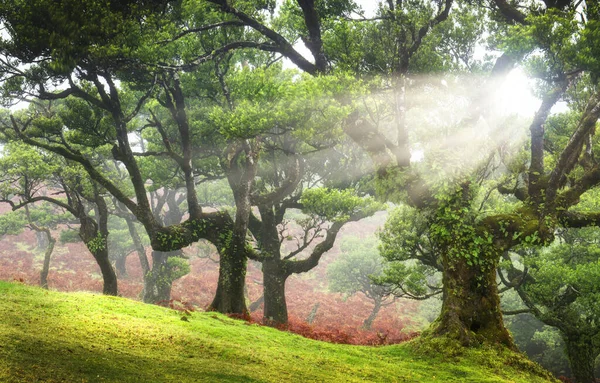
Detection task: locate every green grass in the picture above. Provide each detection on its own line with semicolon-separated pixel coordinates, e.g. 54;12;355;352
0;281;558;383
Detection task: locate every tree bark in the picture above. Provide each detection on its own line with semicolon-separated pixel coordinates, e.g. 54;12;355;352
429;249;514;348
564;335;597;383
363;299;382;330
249;294;264;312
209;244;248;314
123;215;152;299
208;141;258;315
306;302;320;324
114;253;129;278
79;187;118;296
262;260;289;325
92;247;118;296
36;230;49;250
40;232;56;290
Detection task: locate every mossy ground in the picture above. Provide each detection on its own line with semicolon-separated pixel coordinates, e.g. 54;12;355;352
0;281;558;383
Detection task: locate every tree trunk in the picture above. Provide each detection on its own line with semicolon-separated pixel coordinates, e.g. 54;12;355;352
564;335;597;383
93;247;118;296
143;251;175;304
262;260;289;326
123;217;151;300
429;250;514;348
363;299;382;330
36;230;49;250
209;245;248;314
306;302;320;324
114;253;129;278
40;233;56;290
211;140;258;315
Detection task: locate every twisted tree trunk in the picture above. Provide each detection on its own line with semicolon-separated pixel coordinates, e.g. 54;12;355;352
429;247;513;348
209;243;248;314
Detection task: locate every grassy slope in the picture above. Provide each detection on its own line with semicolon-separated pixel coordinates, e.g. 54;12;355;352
0;281;557;383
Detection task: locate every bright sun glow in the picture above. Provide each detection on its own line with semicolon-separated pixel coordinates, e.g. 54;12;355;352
495;68;541;117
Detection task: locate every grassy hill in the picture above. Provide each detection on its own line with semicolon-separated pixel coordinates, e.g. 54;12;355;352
0;281;557;383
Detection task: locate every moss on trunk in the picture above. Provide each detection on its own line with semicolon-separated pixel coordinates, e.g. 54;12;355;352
262;260;289;326
426;246;514;348
209;245;248;314
565;335;597;383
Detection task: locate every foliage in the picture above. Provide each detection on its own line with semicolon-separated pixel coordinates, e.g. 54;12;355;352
377;204;441;299
502;299;572;378
0;211;27;236
327;236;384;297
0;0;600;365
300;187;382;222
277;314;418;346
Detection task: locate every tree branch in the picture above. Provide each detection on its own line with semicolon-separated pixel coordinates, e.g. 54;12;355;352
528;79;569;204
206;0;319;74
492;0;529;24
546;90;600;205
157;21;245;44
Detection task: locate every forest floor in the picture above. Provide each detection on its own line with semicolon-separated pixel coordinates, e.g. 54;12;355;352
0;212;422;346
0;281;558;383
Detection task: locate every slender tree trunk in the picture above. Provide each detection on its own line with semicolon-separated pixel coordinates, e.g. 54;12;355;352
40;233;56;290
262;260;289;326
123;217;152;300
36;230;49;250
363;299;382;330
114;253;129;278
429;250;514;348
306;302;320;324
564;335;597;383
209;244;248;314
92;247;118;296
79;221;118;296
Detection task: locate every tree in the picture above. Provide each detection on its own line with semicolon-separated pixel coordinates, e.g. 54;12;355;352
203;0;523;347
500;225;600;383
109;189;193;304
0;202;75;289
206;65;379;326
327;236;395;329
377;204;443;300
251;186;381;325
0;139;118;295
502;296;572;378
0;1;258;312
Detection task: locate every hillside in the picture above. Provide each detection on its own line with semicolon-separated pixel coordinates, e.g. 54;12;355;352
0;213;418;343
0;281;557;383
